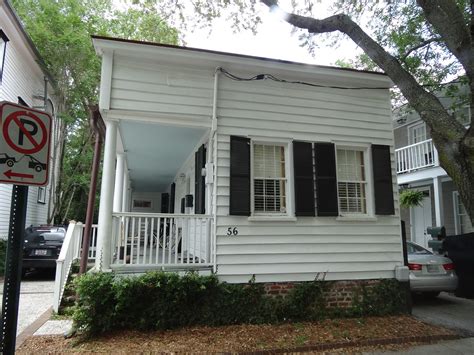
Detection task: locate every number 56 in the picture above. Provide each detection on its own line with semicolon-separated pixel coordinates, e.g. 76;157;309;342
227;227;238;236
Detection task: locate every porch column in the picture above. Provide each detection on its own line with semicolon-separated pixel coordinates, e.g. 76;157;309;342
433;176;444;226
113;153;125;212
95;119;118;271
121;170;129;212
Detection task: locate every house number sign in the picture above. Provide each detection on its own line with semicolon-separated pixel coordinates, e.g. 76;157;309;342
227;227;238;236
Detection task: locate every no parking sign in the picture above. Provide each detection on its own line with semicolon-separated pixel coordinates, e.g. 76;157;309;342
0;101;52;186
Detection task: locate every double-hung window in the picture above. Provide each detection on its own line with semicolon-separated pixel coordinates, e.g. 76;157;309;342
252;143;287;214
229;136;394;218
336;148;368;215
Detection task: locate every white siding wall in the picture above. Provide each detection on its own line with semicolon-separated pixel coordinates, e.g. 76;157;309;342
0;5;55;236
214;78;401;283
108;54;402;283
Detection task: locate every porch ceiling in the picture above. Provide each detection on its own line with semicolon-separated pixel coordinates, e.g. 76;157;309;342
120;120;207;192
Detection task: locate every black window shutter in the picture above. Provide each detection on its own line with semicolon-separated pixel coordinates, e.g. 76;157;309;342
372;144;395;215
169;183;176;213
180;197;185;213
161;193;169;213
293;141;315;216
230;136;251;216
315;142;339;216
194;145;206;214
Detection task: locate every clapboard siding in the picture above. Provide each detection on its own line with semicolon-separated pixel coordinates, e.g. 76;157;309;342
0;5;54;236
221;271;395;283
110;56;213;120
97;41;401;283
214;71;401;283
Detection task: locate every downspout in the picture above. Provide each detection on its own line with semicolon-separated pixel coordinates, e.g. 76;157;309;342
79;106;105;275
210;68;219;273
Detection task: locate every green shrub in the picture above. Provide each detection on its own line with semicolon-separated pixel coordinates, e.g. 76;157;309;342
73;272;407;335
351;279;408;316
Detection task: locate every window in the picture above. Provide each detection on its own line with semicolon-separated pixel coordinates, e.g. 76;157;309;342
252;143;287;214
0;30;9;82
408;122;427;144
133;199;152;208
453;192;474;234
336;148;368;214
37;187;46;204
229;136;394;218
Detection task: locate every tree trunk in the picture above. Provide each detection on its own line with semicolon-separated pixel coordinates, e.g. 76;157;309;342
260;0;474;224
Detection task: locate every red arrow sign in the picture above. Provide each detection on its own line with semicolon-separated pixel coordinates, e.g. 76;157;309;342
4;170;34;179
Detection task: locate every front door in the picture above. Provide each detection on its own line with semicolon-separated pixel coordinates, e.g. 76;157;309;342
412;191;432;248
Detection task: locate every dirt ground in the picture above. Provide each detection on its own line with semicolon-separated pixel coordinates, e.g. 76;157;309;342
17;315;459;354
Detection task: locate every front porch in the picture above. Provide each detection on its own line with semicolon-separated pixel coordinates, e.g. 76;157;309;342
92;115;216;273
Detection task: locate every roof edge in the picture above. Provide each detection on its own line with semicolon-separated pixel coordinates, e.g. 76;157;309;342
91;35;390;80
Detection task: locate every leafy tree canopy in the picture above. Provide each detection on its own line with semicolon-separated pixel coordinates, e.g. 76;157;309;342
11;0;179;223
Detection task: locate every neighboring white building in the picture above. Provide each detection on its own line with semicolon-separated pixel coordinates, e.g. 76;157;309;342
393;88;472;249
0;0;57;237
90;36;404;285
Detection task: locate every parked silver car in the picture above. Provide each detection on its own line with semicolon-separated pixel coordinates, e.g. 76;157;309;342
407;241;458;297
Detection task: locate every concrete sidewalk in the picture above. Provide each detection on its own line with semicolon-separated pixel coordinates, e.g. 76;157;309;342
0;280;54;336
367;337;474;354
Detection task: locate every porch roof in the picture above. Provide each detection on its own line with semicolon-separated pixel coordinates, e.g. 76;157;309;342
120;120;207;192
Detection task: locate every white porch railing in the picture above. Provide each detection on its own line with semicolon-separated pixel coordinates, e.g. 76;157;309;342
395;138;439;174
53;221;82;312
110;213;214;271
53;222;98;312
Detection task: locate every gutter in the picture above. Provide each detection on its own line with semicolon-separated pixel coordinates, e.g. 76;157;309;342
210;68;219;273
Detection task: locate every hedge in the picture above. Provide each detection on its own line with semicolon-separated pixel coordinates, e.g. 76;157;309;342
73;271;407;335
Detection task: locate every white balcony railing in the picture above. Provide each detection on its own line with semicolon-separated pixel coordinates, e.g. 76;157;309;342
395;138;439;174
111;213;214;270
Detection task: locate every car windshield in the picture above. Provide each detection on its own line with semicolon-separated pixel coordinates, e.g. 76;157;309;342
407;242;432;255
24;226;66;242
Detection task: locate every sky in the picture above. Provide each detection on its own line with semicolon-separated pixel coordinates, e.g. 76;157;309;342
184;2;361;66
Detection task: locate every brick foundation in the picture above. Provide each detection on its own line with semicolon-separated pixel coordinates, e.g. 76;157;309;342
263;279;382;308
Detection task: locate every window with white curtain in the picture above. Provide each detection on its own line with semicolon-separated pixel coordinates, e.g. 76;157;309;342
336;148;367;214
253;143;287;214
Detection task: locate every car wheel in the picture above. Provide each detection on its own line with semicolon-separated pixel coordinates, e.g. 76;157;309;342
423;291;440;298
6;160;14;167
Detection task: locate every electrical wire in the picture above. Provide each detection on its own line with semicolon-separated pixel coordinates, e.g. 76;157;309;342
216;67;391;90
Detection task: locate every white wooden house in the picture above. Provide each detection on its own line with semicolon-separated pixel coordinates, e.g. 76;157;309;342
91;36;405;285
0;0;57;237
393;86;472;248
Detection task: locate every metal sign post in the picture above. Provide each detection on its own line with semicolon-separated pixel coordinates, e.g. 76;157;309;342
0;185;28;354
0;101;52;354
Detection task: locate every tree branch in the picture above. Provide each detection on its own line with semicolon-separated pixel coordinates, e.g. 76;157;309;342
399;37;442;62
260;0;466;140
416;0;472;79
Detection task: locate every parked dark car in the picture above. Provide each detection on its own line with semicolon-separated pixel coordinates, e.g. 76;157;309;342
22;225;66;273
